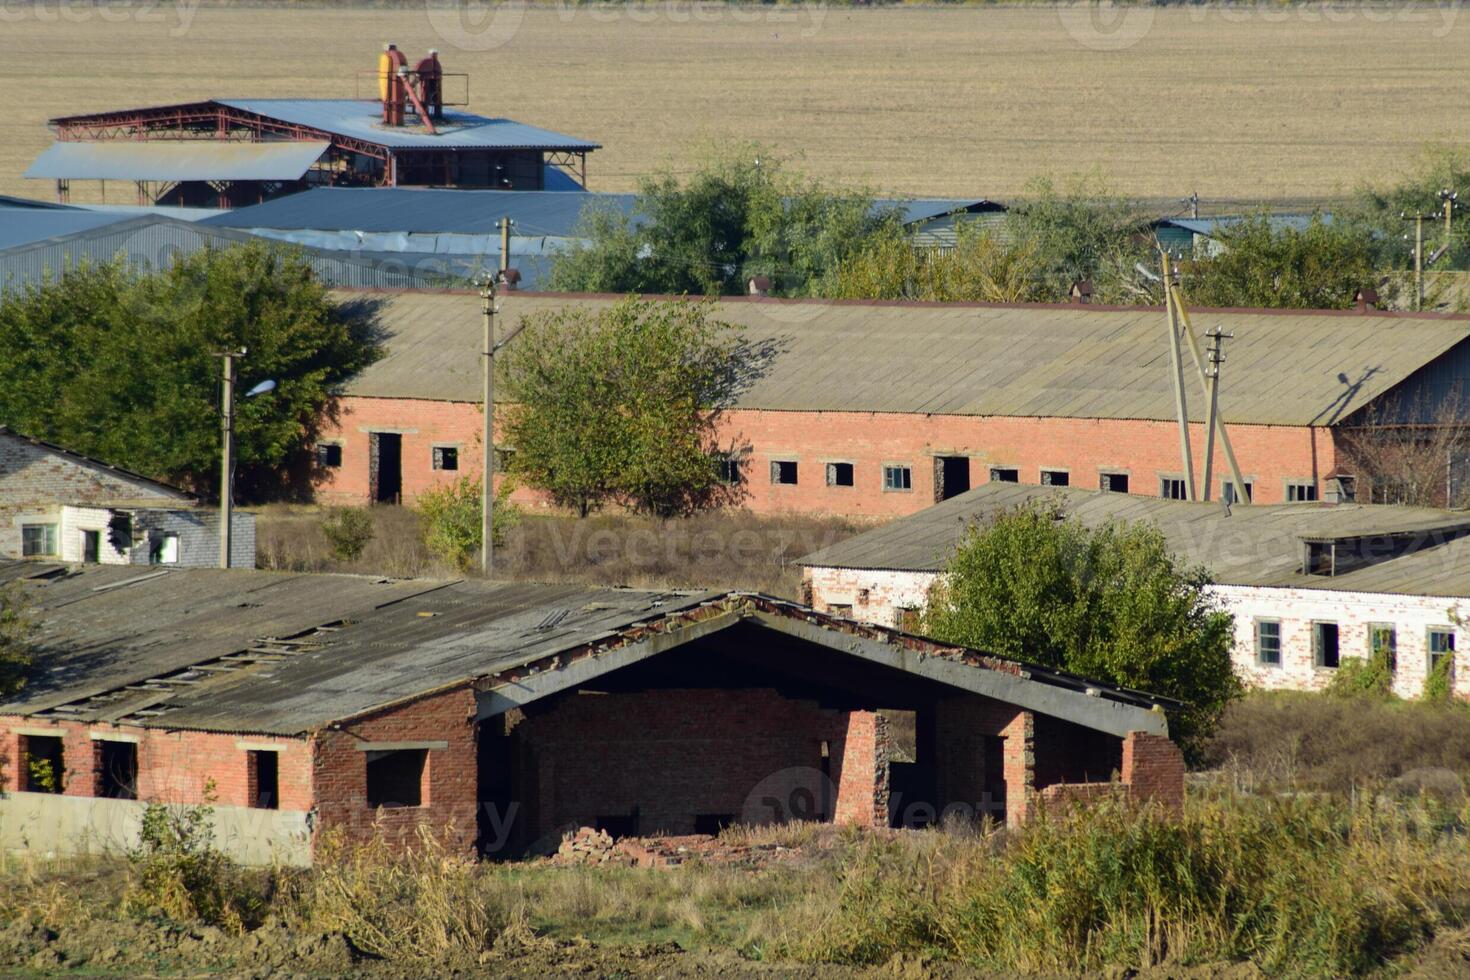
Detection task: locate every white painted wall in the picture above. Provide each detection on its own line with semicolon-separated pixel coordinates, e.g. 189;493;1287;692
803;565;1468;700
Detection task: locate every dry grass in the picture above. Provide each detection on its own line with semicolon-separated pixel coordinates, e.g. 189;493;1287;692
3;5;1469;204
253;503;863;596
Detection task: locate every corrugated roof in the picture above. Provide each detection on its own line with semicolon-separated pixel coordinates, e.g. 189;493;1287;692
203;187;631;237
0;215;447;292
0;565;1172;734
1154;214;1327;238
216;99;599;152
0;209;136;251
341;291;1470;427
25;141;330;182
797;482;1470;597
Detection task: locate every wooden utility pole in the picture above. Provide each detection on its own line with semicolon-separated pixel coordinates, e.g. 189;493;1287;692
216;348;243;570
1160;253;1196;501
480;277;496;576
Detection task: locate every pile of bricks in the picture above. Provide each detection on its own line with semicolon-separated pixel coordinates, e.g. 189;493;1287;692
548;827;805;870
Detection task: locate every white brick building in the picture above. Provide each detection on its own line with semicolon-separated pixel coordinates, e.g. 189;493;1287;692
800;484;1470;700
0;427;253;569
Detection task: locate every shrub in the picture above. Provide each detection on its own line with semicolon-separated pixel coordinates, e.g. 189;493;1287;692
320;507;375;562
1326;647;1396;699
415;478;519;573
0;583;33;698
124;783;262;929
1425;653;1456;703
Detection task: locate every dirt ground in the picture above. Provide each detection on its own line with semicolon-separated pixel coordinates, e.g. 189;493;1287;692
3;4;1469;204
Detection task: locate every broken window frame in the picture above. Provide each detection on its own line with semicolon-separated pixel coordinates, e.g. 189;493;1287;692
21;734;64;794
149;532;180;566
431;445;460;472
1369;623;1398;673
1099;471;1130;493
316;443;343;468
825;461;855;487
1039;469;1070;487
1313;621;1341;670
988;466;1019;484
95;739;138;800
1428;627;1456;675
365;748;428;809
770;460;798;485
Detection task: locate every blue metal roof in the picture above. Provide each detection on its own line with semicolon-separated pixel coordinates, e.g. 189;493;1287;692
1155;214;1329;238
896;198;1003;225
203;187;634;237
215;99;599;152
25;140;330;182
0;209;138;251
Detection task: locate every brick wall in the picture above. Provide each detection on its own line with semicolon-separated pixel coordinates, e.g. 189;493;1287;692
53;506;255;569
312;397;1338;516
1120;732;1186;813
512;688;890;837
932;694;1034;826
310;686;480;854
0;717;311;810
804;567;937;628
0;434;190;558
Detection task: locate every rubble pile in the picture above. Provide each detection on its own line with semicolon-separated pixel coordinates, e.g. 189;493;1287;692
547;826;808;870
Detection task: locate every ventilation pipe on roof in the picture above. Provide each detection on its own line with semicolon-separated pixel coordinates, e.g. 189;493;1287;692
747;275;772;297
1355;287;1379;313
1069;280;1094;304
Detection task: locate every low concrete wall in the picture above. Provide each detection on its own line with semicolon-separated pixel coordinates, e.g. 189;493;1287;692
0;792;312;867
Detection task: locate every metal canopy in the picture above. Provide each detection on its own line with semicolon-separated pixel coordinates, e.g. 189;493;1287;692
25;140;330;182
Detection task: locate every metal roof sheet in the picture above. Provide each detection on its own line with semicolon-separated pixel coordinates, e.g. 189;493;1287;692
1155;214;1327;238
215;99;599;152
0;209;137;251
797;483;1470;597
24;140;330;182
203;187;632;237
341;292;1470;427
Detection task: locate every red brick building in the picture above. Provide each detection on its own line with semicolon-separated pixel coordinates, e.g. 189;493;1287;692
0;562;1182;864
314;291;1470;516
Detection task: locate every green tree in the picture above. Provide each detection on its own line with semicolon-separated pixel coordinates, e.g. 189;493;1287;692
920;504;1239;757
1353;146;1470;271
320;507;375;563
499;297;749;517
1003;174;1154;303
415;477;519;572
0;584;33;699
0;242;384;499
549;144;893;296
825;222;1049;303
1184;212;1386;310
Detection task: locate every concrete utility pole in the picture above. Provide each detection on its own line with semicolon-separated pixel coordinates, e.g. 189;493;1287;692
1160;253;1196;501
1167;280;1250;504
1443;189;1458;250
1405;211;1428;311
480;277;497;576
1202;329;1232;507
498;216;513;275
216;348;244;570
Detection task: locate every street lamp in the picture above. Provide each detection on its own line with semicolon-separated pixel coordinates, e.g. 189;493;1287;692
217;348;275;569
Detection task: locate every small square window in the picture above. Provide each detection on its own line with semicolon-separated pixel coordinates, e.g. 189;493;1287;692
1040;469;1070;487
883;464;912;492
1100;472;1129;493
316;444;343;468
1428;628;1455;673
1313;621;1340;669
1287;481;1317;503
21;735;64;794
366;749;427;808
149;532;179;565
21;523;57;558
1256;619;1281;666
826;462;854;487
1160;478;1188;500
1222;481;1253;505
717;456;743;485
1369;624;1397;673
771;460;798;485
826;603;853;618
896;607;922;632
988;467;1018;484
432;446;459;471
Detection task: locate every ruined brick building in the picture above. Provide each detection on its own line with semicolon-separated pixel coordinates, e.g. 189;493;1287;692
0;562;1182;865
313;291;1470;516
